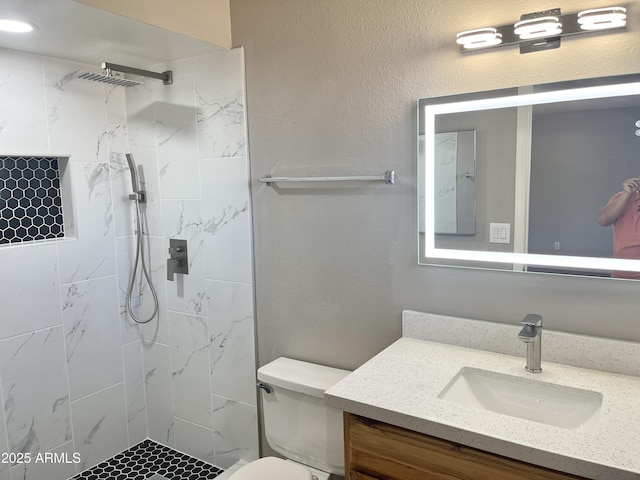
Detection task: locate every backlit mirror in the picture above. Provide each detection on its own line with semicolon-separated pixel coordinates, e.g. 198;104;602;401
418;74;640;280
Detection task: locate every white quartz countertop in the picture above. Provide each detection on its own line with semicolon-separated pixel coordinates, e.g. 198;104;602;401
325;336;640;479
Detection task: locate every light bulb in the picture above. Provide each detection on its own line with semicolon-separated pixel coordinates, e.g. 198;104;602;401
578;7;627;31
456;28;503;49
514;17;562;40
0;19;36;33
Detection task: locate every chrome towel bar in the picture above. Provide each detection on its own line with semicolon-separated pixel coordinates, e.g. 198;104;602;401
259;170;395;186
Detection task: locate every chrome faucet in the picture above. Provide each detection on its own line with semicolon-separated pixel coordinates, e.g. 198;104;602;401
518;314;543;373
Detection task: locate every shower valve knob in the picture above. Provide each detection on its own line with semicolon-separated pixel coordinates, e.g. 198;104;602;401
167;239;189;281
167;259;178;281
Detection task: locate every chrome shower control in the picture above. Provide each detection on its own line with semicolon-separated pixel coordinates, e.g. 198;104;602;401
167;239;189;281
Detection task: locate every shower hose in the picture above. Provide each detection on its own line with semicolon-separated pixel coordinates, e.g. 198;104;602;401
126;197;159;324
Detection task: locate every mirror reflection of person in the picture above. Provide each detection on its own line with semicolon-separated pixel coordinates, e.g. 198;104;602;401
597;177;640;279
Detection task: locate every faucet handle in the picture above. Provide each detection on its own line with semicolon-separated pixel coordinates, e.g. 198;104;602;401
521;313;543;327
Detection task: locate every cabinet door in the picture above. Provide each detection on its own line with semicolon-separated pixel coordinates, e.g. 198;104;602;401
344;413;586;480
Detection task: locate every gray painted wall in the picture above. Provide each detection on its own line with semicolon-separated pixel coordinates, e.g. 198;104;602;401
230;0;640;374
529;106;640;259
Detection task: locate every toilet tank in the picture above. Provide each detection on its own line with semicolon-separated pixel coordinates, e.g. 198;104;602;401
257;357;351;476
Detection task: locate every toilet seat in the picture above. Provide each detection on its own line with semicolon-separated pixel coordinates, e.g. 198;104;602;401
228;456;313;480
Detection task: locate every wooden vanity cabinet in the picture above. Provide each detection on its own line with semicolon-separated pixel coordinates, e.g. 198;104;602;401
344;413;586;480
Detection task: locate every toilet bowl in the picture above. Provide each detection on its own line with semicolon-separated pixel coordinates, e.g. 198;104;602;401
228;457;313;480
227;357;351;480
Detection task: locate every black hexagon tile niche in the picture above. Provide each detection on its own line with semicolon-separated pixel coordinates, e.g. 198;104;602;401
71;439;223;480
0;156;65;244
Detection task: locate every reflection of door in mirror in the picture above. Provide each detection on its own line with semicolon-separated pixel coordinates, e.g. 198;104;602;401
434;109;517;254
433;131;476;235
434;132;458;233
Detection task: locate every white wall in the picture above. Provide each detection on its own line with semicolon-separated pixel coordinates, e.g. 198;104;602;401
230;0;640;374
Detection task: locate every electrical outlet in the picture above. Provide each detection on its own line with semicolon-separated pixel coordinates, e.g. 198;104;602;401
554;242;560;250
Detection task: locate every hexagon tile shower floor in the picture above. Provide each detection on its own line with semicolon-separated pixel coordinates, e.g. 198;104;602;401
70;439;223;480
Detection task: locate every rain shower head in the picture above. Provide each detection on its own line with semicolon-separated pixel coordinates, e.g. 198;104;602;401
78;71;143;87
77;62;173;87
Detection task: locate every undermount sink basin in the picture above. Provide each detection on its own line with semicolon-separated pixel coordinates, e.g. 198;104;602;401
438;367;603;432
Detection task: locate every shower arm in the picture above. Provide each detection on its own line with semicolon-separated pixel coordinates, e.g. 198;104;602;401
102;62;173;85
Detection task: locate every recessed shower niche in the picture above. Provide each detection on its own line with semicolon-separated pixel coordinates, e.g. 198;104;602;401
0;155;75;245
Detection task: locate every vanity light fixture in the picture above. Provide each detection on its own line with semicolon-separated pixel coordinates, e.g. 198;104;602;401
578;7;627;30
456;28;503;49
0;18;36;33
456;5;627;54
513;17;562;40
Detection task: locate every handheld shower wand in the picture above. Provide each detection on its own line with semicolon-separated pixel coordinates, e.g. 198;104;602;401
126;154;139;193
125;154;158;324
126;154;146;203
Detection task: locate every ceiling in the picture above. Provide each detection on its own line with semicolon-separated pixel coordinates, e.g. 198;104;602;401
0;0;223;68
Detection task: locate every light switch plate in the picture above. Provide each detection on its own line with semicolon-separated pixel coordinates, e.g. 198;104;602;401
489;222;511;244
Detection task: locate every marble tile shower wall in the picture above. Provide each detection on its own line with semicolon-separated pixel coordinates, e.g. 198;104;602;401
0;47;144;480
0;46;258;479
126;47;258;470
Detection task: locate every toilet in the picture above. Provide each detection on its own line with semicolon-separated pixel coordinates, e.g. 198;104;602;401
228;357;351;480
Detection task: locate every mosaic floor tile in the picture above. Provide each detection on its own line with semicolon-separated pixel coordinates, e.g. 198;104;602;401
71;439;223;480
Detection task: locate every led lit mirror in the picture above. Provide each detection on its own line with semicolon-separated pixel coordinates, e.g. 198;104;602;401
418;73;640;279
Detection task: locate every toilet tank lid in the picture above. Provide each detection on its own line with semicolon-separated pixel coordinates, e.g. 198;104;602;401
257;357;351;399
